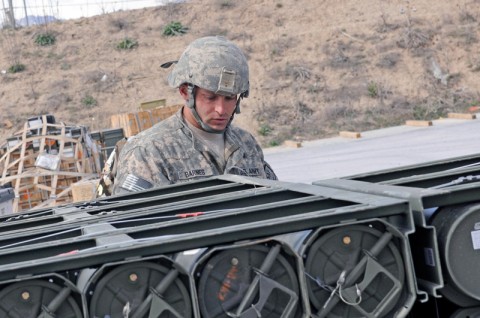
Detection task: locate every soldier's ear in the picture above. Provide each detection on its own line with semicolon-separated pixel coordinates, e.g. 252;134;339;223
179;84;189;100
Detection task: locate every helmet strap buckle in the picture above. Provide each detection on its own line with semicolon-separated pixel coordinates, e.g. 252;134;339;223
186;84;195;110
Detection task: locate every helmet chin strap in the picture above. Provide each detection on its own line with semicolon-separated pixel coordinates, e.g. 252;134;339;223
186;84;239;134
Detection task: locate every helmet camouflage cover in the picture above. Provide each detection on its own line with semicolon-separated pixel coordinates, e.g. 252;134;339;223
167;36;249;98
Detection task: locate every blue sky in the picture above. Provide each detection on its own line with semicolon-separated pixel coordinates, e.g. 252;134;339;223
3;0;170;21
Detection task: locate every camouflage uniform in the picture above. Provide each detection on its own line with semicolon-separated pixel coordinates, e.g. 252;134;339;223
112;108;277;194
113;36;276;194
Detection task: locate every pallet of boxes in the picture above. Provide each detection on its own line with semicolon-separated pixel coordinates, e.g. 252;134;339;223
0;115;102;213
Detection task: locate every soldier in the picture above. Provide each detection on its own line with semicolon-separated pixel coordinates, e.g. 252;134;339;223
112;36;277;194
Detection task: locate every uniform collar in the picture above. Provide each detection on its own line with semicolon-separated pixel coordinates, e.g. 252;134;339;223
175;106;241;156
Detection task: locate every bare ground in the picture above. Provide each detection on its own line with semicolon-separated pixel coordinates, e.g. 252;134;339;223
1;0;479;147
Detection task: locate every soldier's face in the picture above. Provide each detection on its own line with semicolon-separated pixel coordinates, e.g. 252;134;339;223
181;86;237;131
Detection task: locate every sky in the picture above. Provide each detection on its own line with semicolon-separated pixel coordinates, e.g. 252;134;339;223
2;0;173;23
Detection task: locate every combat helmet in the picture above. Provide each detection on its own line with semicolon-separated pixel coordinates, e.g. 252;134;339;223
165;36;249;133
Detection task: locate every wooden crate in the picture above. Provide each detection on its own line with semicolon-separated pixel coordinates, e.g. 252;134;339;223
137;111;153;131
110;105;181;137
151;105;181;123
110;113;140;137
140;99;166;110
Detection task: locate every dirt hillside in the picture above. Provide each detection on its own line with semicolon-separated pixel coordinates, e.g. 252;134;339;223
1;0;479;147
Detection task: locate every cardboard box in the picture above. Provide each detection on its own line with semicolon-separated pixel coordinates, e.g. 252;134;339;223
72;179;99;202
35;153;61;171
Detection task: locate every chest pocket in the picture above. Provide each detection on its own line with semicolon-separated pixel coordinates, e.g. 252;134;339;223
162;149;216;183
226;152;264;178
228;166;262;177
225;151;265;178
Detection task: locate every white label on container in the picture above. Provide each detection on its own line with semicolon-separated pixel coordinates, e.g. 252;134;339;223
471;230;480;250
424;248;436;267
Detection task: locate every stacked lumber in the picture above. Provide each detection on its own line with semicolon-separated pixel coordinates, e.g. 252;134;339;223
110;104;182;137
0;115;101;212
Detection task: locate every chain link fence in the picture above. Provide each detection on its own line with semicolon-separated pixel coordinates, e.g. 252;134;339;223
1;0;172;28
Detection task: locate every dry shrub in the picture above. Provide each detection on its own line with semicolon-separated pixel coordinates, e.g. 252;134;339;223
285;64;312;81
1;74;16;83
82;70;119;92
50;79;69;90
322;85;366;103
24;86;39;100
376;52;401;69
397;26;432;50
229;31;252;43
46;92;72;111
321;103;359;122
445;25;478;45
161;2;185;20
269;36;296;57
257;74;401;141
321;98;406;133
255;100;318;146
199;25;229;38
470;57;480;72
323;41;367;69
108;18;130;31
83;70;104;84
61;45;80;56
458;5;477;23
376;12;401;34
427;84;479;114
214;0;236;9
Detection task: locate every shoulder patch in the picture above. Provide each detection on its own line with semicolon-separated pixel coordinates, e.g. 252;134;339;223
121;174;153;192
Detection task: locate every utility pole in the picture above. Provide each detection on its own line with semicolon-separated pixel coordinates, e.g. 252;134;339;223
1;0;6;28
23;0;28;26
7;0;15;29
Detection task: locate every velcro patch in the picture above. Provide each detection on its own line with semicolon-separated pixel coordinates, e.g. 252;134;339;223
179;169;206;180
228;167;261;176
121;174;153;192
